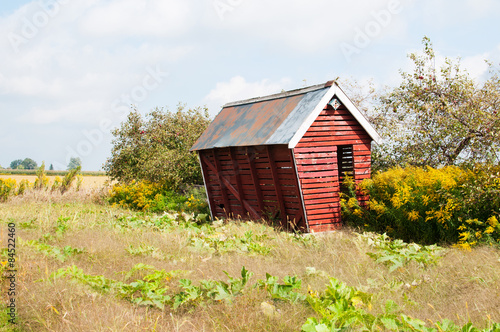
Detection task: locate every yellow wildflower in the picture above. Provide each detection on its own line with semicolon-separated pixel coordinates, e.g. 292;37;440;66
369;199;386;215
407;210;420;222
353;209;364;217
421;195;430;206
391;196;402;209
453;242;471;251
458;232;470;241
347;197;358;209
487;216;498;227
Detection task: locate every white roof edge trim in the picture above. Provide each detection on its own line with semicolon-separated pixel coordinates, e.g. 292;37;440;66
334;84;382;144
288;84;338;149
288;83;382;149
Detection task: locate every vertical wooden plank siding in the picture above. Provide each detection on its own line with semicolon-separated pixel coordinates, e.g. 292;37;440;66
229;147;247;217
266;145;287;228
294;103;372;233
212;148;231;217
246;146;265;213
198;145;306;231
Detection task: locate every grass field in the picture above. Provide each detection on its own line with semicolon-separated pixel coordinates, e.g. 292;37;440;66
0;186;499;331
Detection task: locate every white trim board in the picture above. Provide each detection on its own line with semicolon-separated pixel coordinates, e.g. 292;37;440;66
288;82;381;149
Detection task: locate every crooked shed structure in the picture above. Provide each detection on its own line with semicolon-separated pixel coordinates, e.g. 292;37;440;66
191;80;381;233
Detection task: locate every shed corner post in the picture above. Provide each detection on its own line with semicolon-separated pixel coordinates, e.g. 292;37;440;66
197;150;215;221
291;148;310;234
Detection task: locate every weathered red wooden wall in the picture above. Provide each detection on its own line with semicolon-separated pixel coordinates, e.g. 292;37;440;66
199;145;306;231
294;103;372;233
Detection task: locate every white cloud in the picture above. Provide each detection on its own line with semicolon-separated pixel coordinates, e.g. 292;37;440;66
203;76;292;115
79;0;194;38
0;1;193;125
17;100;106;124
207;0;410;53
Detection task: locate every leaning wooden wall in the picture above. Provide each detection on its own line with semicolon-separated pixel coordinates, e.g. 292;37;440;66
198;145;306;231
294;103;372;233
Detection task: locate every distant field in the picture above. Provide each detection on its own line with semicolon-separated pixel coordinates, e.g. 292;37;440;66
0;174;111;189
0;169;106;176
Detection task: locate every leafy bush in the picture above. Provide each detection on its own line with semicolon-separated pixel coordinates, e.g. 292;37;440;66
341;165;500;247
103;106;211;190
108;180;209;215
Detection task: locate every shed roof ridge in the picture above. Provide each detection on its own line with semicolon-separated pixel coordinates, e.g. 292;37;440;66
223;81;334;108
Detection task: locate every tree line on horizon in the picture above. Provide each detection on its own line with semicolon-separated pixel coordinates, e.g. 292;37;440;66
2;157;82;171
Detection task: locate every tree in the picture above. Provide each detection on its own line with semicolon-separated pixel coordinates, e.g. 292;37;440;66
103;105;211;190
375;37;500;168
67;157;82;170
49;164;54;171
10;159;23;169
21;158;37;170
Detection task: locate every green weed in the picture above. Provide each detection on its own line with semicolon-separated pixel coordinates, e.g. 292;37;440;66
256;273;306;303
189;230;272;255
173;266;253;310
358;232;446;272
21;239;84;262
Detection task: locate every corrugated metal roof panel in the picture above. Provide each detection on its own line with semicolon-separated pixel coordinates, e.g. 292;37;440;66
266;87;330;145
191;85;330;151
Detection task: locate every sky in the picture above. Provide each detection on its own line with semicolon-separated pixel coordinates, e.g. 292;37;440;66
1;0;499;171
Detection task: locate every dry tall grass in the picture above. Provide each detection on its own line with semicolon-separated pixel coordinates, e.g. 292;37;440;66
0;189;499;331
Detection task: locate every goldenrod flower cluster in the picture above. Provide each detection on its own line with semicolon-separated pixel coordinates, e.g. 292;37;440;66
341;165;500;248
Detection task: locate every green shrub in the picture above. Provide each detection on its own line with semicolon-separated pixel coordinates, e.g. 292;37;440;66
103;106;211;191
108;181;209;215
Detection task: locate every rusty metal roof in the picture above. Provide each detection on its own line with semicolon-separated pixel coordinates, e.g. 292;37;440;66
191;80;381;151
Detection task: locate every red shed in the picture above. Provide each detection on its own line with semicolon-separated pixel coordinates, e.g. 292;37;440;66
191;80;381;233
